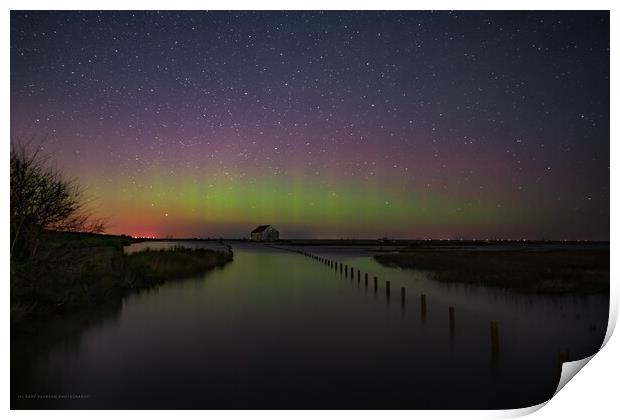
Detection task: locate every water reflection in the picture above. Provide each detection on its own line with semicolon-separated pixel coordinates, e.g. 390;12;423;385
421;294;428;323
449;306;455;338
11;241;608;409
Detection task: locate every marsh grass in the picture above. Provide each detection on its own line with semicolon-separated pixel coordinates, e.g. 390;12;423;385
124;246;233;286
11;234;233;327
374;249;609;293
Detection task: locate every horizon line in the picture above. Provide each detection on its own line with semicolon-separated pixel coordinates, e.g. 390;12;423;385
124;236;610;243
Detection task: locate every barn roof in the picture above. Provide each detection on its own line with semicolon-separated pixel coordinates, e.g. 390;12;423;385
251;225;272;233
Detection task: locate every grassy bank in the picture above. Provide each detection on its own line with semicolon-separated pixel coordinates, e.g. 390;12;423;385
11;233;233;329
125;246;233;286
374;249;609;293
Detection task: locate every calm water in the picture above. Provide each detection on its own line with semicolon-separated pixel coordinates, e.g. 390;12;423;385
11;241;608;409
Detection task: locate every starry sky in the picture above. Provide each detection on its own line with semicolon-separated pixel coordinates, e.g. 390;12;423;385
10;11;609;240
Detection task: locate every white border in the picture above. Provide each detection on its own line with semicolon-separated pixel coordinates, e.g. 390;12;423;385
3;1;616;419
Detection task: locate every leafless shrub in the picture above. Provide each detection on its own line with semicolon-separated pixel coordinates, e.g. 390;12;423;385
10;137;106;261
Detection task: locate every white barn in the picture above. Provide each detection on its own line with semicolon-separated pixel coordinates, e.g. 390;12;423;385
250;225;279;242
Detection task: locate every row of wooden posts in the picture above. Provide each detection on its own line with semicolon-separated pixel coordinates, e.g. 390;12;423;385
262;243;568;377
297;250;501;357
276;246;569;377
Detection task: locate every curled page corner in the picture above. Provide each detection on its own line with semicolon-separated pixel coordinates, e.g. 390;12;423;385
548;290;619;396
554;355;595;396
602;290;618;347
495;401;548;418
499;351;605;418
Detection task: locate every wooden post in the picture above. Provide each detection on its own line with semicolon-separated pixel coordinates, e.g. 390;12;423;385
374;276;378;293
490;321;499;355
365;273;368;288
386;281;391;299
449;306;455;335
357;270;361;283
421;294;427;321
401;287;406;307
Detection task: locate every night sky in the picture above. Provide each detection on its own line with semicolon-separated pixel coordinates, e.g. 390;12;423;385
10;11;609;240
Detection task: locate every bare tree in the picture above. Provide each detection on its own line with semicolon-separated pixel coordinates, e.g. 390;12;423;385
10;139;105;261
